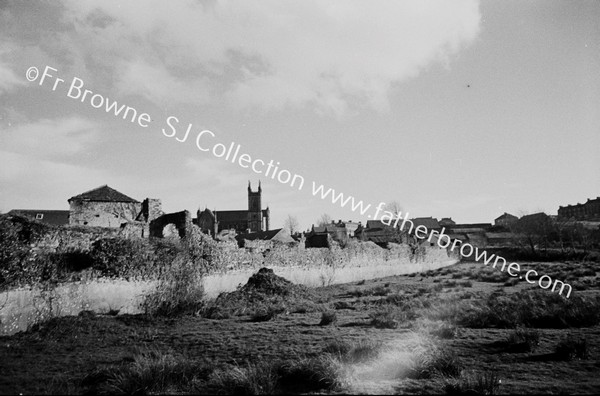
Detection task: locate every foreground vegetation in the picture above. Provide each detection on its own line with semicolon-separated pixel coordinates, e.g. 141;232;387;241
1;257;599;394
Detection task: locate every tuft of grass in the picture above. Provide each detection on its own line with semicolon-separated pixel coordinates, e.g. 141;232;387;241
369;305;417;329
250;304;285;322
443;280;458;288
209;361;279;395
319;311;337;326
323;339;382;364
404;347;463;379
432;290;600;329
505;328;540;353
277;355;344;393
429;322;459;339
82;349;212;395
555;334;589;360
444;370;501;395
503;278;520;287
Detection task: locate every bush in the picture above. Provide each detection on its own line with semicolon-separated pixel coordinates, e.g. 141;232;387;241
90;238;152;278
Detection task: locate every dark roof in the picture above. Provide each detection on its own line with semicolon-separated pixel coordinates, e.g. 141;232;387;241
495;212;518;221
366;220;395;229
69;185;139;203
449;223;492;229
236;228;293;243
8;209;69;226
439;217;456;225
214;210;249;222
411;217;441;230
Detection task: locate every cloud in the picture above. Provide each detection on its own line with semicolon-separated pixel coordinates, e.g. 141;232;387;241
1;116;99;159
53;0;481;114
0;150;110;211
0;43;25;96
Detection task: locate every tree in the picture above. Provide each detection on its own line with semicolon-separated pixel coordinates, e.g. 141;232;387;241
284;215;300;235
511;212;557;254
317;213;332;227
385;201;403;216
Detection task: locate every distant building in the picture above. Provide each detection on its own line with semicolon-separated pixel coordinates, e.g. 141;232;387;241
7;209;70;226
411;217;441;232
439;217;456;227
303;220;359;248
558;197;600;221
196;182;270;236
446;223;492;234
355;220;402;247
236;228;294;251
494;212;518;228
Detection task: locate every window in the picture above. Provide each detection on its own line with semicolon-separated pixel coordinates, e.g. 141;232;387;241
36;213;44;220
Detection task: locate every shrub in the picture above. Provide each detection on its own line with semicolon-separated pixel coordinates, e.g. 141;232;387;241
319;311;337;326
142;254;205;317
458;281;473;288
555;334;589;360
90;238;152;278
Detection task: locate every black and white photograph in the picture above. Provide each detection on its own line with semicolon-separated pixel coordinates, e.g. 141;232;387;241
1;0;599;394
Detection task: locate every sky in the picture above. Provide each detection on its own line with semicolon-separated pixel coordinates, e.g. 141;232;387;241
1;0;599;231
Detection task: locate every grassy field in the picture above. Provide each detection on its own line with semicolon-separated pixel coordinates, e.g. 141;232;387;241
1;260;599;395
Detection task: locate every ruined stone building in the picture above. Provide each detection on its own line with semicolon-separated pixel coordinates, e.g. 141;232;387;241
196;182;270;236
68;185;143;227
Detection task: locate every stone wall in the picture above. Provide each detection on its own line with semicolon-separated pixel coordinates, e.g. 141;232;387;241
69;201;142;228
149;210;192;238
33;226;121;253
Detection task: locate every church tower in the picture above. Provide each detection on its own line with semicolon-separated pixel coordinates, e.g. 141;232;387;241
247;181;262;232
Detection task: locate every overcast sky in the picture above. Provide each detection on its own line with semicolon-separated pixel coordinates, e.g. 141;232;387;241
1;0;598;230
